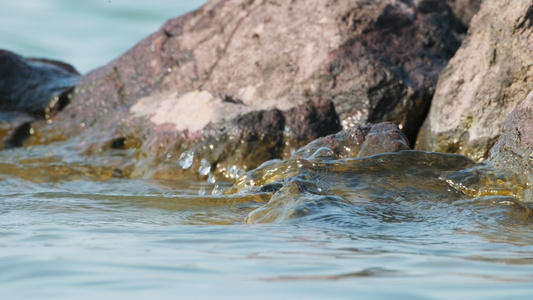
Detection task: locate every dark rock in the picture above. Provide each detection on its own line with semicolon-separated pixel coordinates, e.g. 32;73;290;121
415;1;533;161
357;122;410;157
0;50;79;116
23;0;465;180
327;0;464;142
0;50;79;150
291;122;409;160
0;112;34;150
445;0;483;27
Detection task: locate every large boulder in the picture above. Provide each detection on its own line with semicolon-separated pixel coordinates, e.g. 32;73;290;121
24;0;465;180
415;0;533;161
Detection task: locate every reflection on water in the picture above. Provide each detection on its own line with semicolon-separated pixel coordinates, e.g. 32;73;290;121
1;148;533;299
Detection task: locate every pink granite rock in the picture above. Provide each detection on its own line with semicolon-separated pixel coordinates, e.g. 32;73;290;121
24;0;465;180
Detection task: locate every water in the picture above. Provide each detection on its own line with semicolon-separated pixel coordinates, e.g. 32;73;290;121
0;0;208;73
1;148;533;299
2;2;533;299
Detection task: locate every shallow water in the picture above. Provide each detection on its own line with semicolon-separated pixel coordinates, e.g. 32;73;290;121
1;148;533;299
2;1;533;299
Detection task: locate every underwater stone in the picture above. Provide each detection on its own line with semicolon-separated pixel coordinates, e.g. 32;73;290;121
357;122;410;157
291;122;407;160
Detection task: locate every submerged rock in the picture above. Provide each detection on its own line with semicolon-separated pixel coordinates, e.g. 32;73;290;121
223;121;530;223
242;150;531;224
231;142;529;224
23;0;465;180
291;122;409;160
416;0;533;160
0;50;79;150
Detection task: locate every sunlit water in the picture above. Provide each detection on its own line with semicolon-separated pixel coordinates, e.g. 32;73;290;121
1;149;533;299
2;2;533;300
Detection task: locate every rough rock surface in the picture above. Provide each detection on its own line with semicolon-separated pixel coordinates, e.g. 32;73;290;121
416;0;533;160
24;0;465;180
0;50;79;150
445;0;482;27
490;89;533;201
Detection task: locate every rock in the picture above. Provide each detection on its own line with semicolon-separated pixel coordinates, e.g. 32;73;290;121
24;0;465;180
0;50;79;150
445;0;482;27
230;121;413;194
415;0;533;161
291;122;409;160
0;112;34;149
0;50;79;116
490;89;533;201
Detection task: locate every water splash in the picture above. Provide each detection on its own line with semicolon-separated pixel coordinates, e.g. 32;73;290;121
198;158;211;176
178;150;194;169
198;186;206;196
207;173;216;184
212;184;223;195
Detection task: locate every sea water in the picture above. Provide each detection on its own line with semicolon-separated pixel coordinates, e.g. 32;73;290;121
0;0;208;73
1;1;533;299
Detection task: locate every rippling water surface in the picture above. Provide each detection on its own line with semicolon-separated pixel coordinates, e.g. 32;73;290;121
1;148;533;299
2;1;533;299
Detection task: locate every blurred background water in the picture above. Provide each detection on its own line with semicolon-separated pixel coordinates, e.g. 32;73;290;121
0;0;208;73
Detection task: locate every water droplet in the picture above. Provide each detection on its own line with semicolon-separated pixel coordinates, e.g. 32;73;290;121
198;158;211;175
212;184;222;195
198;187;206;196
207;173;216;184
178;150;194;169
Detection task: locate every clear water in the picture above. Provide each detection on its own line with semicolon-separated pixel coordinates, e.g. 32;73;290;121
0;0;207;73
1;2;533;300
1;149;533;300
